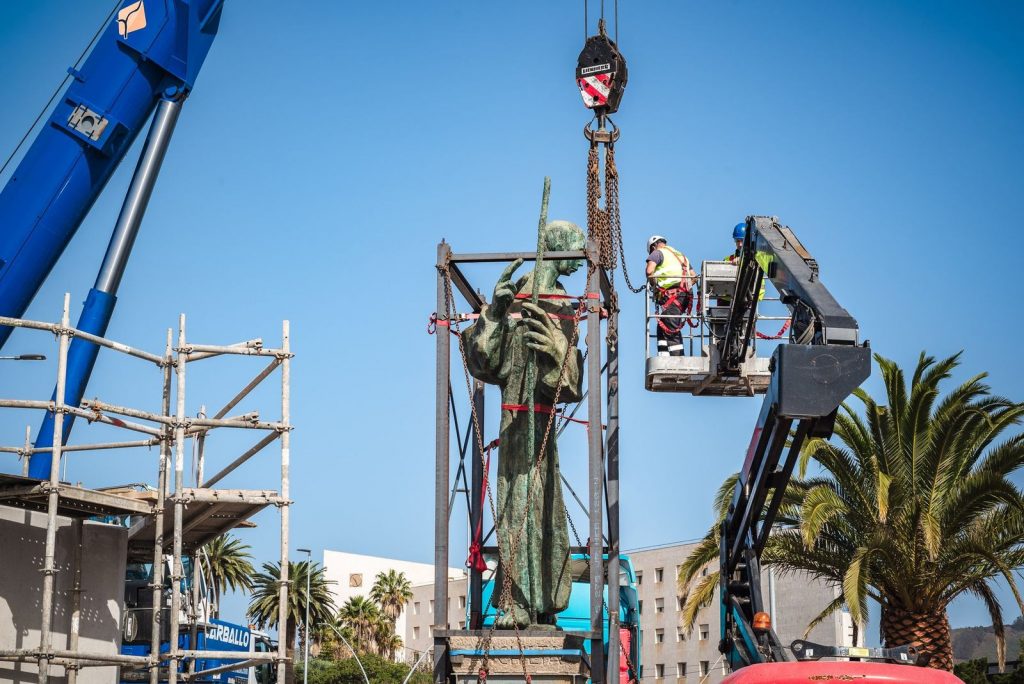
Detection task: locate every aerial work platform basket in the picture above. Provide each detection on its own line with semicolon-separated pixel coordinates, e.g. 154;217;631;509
644;260;787;396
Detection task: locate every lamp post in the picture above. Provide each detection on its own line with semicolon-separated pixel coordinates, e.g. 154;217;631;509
297;548;312;684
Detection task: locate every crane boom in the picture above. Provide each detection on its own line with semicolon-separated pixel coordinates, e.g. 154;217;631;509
0;1;223;477
718;216;871;670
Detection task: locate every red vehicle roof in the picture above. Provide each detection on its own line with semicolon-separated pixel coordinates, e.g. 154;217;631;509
721;661;961;683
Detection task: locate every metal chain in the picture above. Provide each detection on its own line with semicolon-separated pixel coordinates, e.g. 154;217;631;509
605;146;644;294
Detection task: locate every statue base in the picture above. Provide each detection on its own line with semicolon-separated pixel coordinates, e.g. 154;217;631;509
444;630;589;683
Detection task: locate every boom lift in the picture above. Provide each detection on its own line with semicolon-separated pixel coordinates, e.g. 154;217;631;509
666;215;957;680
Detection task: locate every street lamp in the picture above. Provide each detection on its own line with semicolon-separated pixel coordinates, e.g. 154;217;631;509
297;548;312;684
0;354;46;361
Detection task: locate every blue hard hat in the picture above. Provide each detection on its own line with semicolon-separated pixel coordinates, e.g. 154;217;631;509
733;222;746;240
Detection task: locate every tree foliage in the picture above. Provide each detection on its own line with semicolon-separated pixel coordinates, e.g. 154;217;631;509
679;352;1024;671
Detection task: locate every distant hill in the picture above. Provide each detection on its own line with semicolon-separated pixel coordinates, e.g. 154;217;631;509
953;620;1024;663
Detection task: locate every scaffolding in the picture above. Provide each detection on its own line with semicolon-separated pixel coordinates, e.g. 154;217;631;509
432;241;621;683
0;294;292;684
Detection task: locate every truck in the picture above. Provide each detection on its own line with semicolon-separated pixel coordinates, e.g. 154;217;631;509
120;557;277;684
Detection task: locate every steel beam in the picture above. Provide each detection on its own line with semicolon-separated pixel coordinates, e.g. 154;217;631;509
586;244;606;683
434;242;452;684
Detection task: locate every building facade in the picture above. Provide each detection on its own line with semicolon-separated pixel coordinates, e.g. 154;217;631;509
628;541;858;683
402;542;859;682
321;550;464;661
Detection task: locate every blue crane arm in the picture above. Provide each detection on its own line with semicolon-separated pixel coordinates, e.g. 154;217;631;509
0;0;223;346
0;1;224;479
717;217;871;670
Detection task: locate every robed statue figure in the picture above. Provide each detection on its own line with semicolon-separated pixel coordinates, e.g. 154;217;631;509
463;220;586;629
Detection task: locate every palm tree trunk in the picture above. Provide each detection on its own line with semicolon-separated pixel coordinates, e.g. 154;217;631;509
285;622;297;684
881;605;953;671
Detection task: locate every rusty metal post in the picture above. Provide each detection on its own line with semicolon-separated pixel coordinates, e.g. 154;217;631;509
38;293;70;684
469;379;484;629
434;242;451;684
605;303;621;683
276;320;291;684
586;245;606;684
150;329;173;684
168;315;187;684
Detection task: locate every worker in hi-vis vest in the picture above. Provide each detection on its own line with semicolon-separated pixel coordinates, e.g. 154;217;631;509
646;235;696;357
722;222;766;303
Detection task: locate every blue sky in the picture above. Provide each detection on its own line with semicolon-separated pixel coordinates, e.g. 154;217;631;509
0;0;1022;642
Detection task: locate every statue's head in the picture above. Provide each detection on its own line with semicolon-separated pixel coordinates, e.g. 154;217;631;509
542;220;586;275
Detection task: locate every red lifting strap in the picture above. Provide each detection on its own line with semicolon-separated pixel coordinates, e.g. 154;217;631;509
466;438;500;572
501;404;603;429
427;313;460;337
514;292;599;300
756;319;791;340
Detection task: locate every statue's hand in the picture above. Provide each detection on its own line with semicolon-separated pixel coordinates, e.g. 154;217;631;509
489;258;523;318
521;302;568;362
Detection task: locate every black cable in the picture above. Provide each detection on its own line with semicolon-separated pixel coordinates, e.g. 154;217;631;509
584;0;588;41
0;0;122;180
615;0;619;44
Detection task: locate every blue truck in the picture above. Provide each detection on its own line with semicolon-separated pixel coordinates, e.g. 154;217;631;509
477;553;641;682
120;558;276;684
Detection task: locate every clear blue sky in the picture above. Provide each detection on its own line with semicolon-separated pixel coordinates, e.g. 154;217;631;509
0;0;1021;642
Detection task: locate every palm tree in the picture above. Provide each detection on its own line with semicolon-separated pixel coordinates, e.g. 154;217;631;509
338;595;382;654
247;560;337;684
369;569;414;624
201;534;255;618
680;352;1024;671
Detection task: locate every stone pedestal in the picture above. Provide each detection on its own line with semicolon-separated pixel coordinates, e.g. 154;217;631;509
446;631;589;683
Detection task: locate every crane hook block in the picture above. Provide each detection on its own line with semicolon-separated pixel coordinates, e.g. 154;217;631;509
576;32;628;114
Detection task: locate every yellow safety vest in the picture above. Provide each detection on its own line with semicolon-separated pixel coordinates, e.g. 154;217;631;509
724;253;767;301
652;246;690;290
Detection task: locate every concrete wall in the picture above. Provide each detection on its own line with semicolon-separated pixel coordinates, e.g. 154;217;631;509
0;504;127;684
404;578;467;662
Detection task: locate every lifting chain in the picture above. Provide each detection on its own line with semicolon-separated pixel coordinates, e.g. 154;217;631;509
586;137;644;295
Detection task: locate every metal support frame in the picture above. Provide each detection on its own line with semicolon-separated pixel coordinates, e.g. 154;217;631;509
433;241;620;683
0;296;292;681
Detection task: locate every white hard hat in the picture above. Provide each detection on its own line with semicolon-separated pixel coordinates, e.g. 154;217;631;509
647;235;667;252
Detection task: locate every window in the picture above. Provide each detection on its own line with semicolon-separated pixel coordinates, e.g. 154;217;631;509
638;600;643;614
636;571;643;585
413;626;420;640
655;628;665;644
413;601;420;615
699;661;709;677
349;573;363;587
655;567;664;583
656;664;665;679
655;598;665;614
458;621;465;629
677;596;684;611
699;624;709;641
676;627;685;642
459;595;466;609
701;566;709;577
429;600;434;614
677;662;687;677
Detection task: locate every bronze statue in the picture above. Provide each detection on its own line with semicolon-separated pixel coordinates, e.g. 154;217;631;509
463;219;586;629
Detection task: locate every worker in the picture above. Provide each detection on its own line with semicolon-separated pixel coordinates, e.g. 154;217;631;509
722;221;766;303
646;235;695;357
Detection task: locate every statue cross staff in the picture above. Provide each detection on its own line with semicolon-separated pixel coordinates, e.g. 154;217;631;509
525;177;552;466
